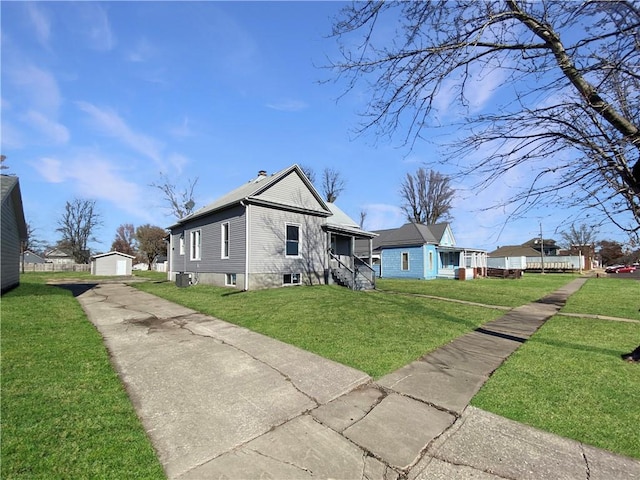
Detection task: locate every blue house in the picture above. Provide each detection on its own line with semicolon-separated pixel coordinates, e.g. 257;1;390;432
357;222;487;280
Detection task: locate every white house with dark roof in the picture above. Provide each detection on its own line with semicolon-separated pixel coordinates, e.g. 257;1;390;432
167;165;377;290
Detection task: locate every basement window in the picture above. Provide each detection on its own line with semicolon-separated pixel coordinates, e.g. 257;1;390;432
283;273;301;285
225;273;236;286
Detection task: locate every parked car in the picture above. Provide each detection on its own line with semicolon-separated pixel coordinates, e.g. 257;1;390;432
613;265;636;273
605;265;624;273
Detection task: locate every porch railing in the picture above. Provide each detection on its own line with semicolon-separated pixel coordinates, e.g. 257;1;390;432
329;252;375;290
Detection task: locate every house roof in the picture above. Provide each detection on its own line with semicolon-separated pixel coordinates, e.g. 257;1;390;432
373;222;447;249
171;164;331;227
92;251;136;260
324;203;377;238
45;248;73;258
1;175;27;240
488;245;542;257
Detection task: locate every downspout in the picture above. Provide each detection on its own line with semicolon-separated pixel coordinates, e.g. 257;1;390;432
241;200;250;291
168;233;173;281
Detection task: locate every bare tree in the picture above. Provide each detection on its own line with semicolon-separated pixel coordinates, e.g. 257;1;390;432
321;167;346;203
359;209;367;229
1;154;8;171
329;1;640;239
299;164;316;185
111;223;137;257
56;198;102;263
136;224;167;270
22;222;45;255
400;168;454;224
150;173;198;220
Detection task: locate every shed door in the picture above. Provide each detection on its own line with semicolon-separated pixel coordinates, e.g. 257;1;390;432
116;260;127;275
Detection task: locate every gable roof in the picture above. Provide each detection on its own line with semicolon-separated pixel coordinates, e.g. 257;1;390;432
92;251;136;260
1;175;27;240
373;222;449;249
171;164;331;227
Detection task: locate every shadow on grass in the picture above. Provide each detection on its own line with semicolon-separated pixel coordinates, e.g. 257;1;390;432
53;283;98;297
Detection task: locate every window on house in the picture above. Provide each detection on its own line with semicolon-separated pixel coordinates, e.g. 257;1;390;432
222;222;229;258
429;251;434;271
179;235;185;255
286;224;299;256
225;273;236;286
190;230;201;260
402;252;409;271
283;273;301;285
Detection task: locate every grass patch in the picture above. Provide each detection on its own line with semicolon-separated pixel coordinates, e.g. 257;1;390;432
134;282;504;378
561;277;640;320
133;270;169;282
471;315;640;459
377;274;578;307
1;278;164;479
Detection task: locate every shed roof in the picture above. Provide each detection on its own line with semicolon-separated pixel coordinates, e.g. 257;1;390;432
92;251;136;260
373;222;447;249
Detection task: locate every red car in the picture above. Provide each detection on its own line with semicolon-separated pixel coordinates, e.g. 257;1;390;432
612;265;636;273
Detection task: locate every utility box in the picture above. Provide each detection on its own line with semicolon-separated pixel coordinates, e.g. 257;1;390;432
176;272;191;287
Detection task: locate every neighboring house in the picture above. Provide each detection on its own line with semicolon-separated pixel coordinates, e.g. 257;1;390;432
356;222;487;280
21;250;46;264
167;165;377;290
1;175;28;293
522;237;561;256
45;248;75;264
488;244;585;271
91;251;134;276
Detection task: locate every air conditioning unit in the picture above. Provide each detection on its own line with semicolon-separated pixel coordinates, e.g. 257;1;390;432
176;272;191;287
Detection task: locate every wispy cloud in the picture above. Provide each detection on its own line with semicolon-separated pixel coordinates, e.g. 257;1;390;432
33;153;155;222
23;110;70;144
362;203;405;230
6;63;62;113
75;3;116;51
76;101;164;167
25;3;51;48
169;117;194;139
265;99;309;112
126;37;155;63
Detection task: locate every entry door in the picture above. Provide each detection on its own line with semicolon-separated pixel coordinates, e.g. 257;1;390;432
116;260;127;275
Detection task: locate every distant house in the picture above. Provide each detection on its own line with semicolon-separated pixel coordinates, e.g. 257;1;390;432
488;242;586;271
167;164;377;290
45;248;75;264
21;250;46;264
1;175;28;293
91;251;134;276
356;222;487;280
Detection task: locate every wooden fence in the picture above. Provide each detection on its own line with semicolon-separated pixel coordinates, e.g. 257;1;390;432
22;263;90;273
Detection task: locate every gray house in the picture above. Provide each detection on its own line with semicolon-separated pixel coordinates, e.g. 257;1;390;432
167;165;377;290
1;175;28;293
91;251;134;276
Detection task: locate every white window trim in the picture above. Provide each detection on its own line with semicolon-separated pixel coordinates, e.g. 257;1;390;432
221;222;230;259
285;223;300;257
179;235;185;255
190;229;201;261
283;273;301;285
225;273;236;286
401;251;410;271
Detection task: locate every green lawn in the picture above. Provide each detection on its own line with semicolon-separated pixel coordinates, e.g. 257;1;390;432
1;276;165;479
377;274;579;307
5;271;638;469
134;281;505;378
472;276;640;459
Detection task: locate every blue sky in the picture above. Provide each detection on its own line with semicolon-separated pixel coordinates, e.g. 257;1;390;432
1;1;628;252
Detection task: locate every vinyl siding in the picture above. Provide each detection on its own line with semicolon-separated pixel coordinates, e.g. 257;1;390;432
92;254;132;276
1;194;20;291
381;246;429;279
254;170;325;213
170;204;246;278
248;205;326;286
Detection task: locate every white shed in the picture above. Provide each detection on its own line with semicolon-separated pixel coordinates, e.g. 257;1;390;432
91;251;135;276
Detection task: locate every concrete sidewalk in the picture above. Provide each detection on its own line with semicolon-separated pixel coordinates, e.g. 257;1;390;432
66;278;640;479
